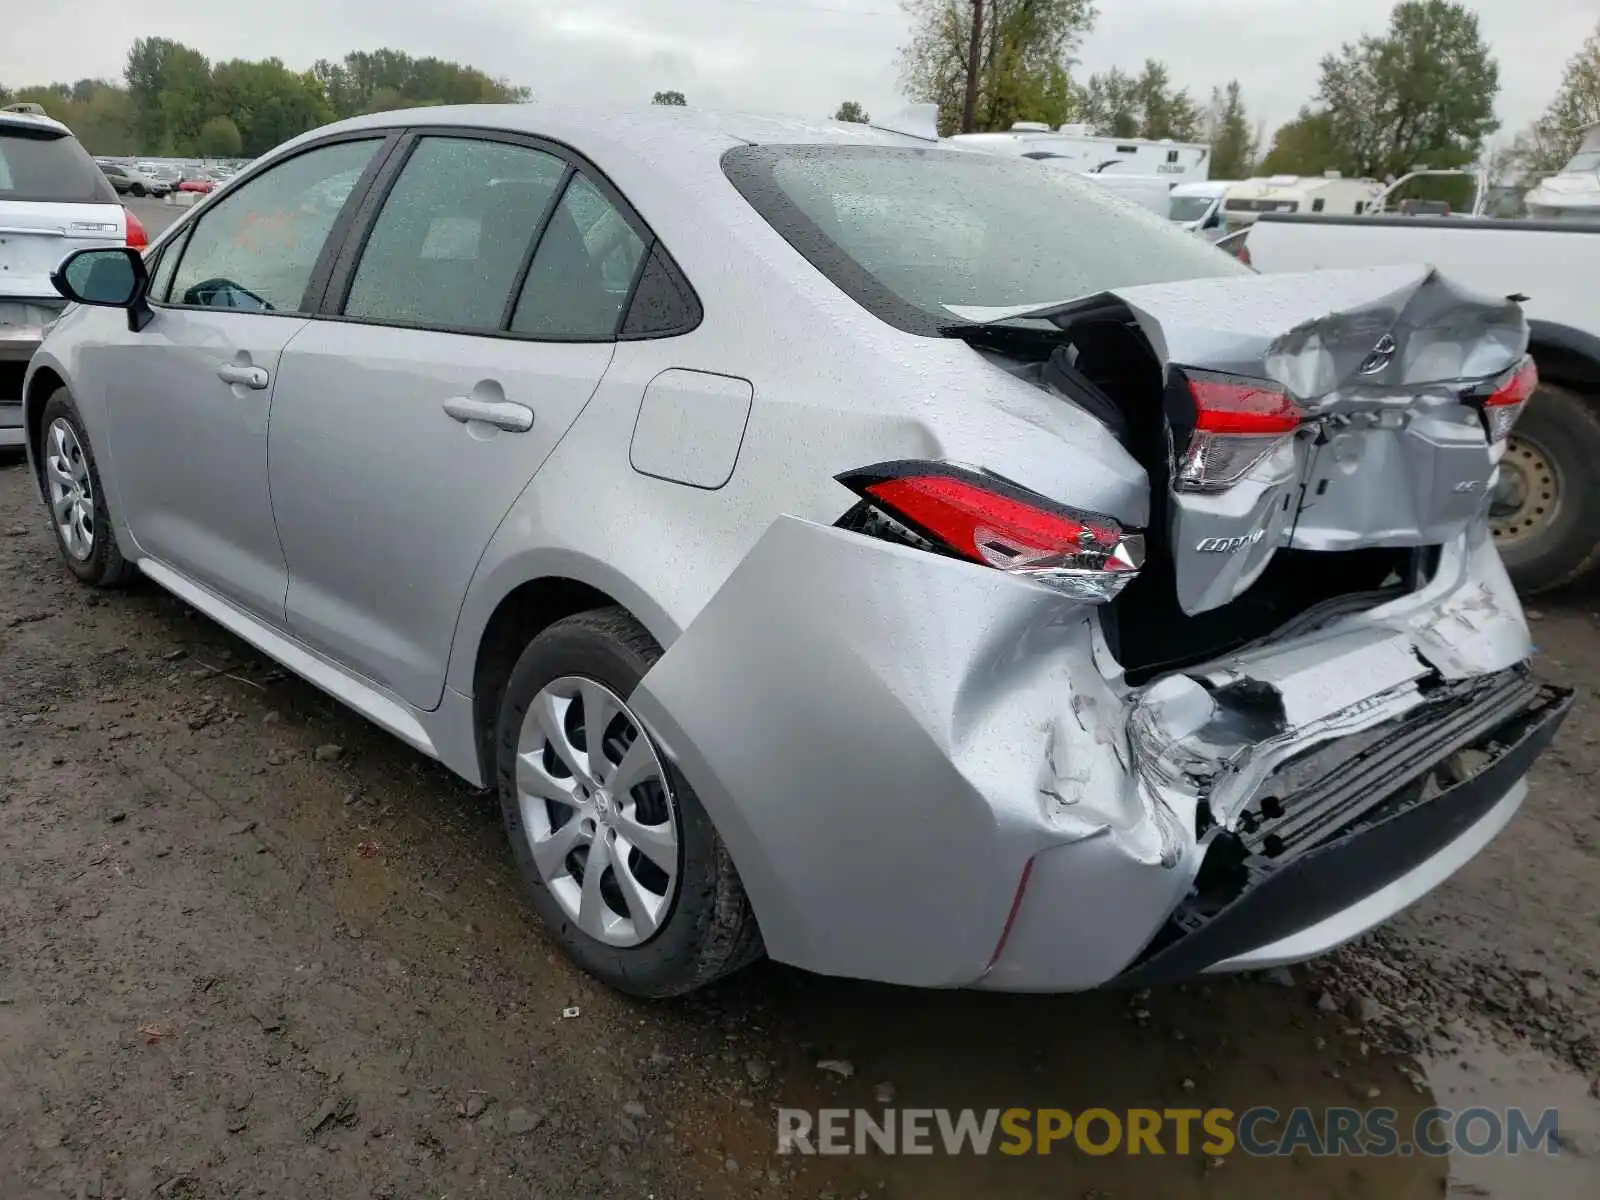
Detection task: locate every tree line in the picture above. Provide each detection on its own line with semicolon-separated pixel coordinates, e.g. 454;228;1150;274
897;0;1600;186
0;39;529;159
6;9;1595;186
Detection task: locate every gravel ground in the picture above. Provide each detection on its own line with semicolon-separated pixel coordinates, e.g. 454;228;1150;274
2;435;1598;1198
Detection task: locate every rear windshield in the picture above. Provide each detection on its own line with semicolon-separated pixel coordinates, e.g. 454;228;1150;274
722;144;1249;335
0;126;119;204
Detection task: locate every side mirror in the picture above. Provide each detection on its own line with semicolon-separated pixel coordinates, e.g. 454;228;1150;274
51;246;153;331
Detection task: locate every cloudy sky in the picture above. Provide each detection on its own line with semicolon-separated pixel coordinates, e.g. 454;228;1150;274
3;0;1594;145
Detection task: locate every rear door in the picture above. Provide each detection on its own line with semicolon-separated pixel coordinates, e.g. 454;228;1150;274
0;118;125;300
268;131;647;709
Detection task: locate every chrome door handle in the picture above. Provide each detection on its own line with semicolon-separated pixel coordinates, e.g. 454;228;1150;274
217;363;270;389
442;396;534;433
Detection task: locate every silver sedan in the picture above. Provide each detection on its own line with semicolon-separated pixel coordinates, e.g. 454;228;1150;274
20;104;1568;996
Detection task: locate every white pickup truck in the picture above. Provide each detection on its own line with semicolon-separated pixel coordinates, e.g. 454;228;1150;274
1235;212;1600;594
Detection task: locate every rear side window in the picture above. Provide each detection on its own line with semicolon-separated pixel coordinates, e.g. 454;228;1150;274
722;144;1248;336
343;136;568;333
509;174;647;340
0;127;118;203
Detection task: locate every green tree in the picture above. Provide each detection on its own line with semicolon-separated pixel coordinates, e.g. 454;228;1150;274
124;37;211;153
208;58;334;157
1314;0;1499;180
899;0;1096;135
312;50;529;120
8;81;136;154
652;90;687;106
1259;108;1341;175
1132;59;1201;141
1079;59;1201;141
1078;66;1138;137
834;100;871;123
1206;80;1258;178
196;114;243;157
1508;19;1600;177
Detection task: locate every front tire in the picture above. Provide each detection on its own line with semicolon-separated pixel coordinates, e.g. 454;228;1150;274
39;389;135;588
1491;384;1600;594
130;183;147;197
495;607;762;997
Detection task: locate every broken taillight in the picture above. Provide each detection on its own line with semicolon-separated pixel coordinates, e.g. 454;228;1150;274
835;461;1143;600
1479;357;1537;445
1173;370;1306;494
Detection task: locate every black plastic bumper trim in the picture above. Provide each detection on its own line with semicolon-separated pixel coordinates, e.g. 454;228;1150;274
1115;683;1573;988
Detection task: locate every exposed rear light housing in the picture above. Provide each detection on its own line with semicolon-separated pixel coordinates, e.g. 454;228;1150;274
836;460;1143;601
1478;357;1537;445
1173;369;1306;493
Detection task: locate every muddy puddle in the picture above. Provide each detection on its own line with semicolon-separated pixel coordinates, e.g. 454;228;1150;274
1424;1033;1600;1199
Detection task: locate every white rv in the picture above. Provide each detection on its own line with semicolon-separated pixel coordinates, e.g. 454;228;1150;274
947;123;1210;182
1523;121;1600;222
1220;173;1386;228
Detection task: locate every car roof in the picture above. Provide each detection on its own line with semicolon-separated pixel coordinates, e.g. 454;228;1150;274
0;108;73;137
273;103;938;181
326;103;931;147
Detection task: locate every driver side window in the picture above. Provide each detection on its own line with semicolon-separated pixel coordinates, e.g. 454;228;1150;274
166;139;380;314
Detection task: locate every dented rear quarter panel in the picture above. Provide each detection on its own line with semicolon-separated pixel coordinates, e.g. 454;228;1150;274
631;514;1532;989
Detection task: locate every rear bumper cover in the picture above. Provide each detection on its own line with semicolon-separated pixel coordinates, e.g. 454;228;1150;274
1114;678;1570;986
631;516;1556;991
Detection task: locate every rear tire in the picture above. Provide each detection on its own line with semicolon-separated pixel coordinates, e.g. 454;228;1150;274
1491;384;1600;594
38;389;136;588
495;607;763;997
130;183;146;197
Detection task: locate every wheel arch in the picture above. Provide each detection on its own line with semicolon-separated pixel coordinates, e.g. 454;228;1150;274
23;363;67;496
460;561;682;785
1527;320;1600;396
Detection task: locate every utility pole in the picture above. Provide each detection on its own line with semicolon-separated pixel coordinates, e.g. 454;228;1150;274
961;0;983;133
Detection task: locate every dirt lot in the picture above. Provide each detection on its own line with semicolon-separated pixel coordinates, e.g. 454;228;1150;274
2;444;1598;1200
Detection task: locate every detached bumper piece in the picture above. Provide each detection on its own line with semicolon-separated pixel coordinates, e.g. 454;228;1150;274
1117;669;1571;986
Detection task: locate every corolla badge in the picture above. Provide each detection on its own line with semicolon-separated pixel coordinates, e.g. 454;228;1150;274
1196;529;1266;554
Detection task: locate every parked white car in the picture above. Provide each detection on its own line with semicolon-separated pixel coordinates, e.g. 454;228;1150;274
1;107;143;447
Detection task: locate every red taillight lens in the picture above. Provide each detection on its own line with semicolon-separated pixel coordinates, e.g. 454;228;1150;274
1175;370;1305;494
124;207;148;249
1480;357;1536;444
836;461;1143;600
1189;376;1302;434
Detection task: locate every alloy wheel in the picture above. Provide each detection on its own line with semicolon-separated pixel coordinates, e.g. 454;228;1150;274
45;419;95;561
514;675;680;948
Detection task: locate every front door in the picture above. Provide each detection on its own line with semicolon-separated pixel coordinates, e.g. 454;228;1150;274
104;136;387;620
269;134;646;709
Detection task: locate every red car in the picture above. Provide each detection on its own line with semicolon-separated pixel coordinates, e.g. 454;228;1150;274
178;177;216;194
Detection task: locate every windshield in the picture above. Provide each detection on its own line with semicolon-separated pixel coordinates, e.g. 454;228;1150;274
0;128;118;203
722;144;1250;335
1168;195;1215;221
1561;151;1600;174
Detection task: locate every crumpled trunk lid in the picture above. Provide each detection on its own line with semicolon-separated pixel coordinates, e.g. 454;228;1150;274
950;265;1529;615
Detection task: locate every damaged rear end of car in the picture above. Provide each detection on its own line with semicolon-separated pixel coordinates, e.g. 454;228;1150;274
631;245;1570;992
